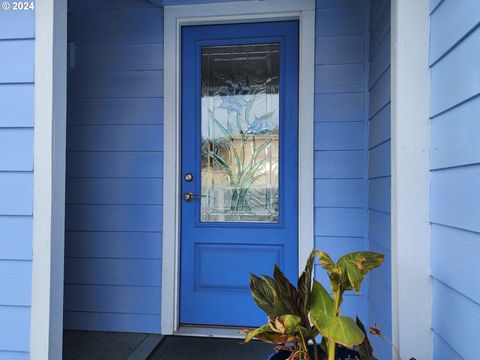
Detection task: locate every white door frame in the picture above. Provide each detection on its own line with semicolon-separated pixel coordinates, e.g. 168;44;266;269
161;0;316;335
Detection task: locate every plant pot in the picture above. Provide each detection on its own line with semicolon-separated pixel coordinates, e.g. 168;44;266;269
266;345;360;360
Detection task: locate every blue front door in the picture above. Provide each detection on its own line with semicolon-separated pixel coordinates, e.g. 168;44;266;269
180;21;299;327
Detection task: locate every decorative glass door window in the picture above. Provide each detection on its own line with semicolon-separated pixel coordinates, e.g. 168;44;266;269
200;43;280;223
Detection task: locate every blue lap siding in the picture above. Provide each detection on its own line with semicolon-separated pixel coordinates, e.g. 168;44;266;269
64;1;164;333
366;0;392;359
6;0;474;355
64;0;391;334
429;1;480;358
314;0;368;319
0;7;35;360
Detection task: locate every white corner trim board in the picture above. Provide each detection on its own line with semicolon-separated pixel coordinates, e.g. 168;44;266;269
31;0;68;359
161;0;316;335
391;0;432;359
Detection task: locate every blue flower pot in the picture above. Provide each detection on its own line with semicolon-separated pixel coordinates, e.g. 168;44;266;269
266;345;360;360
266;350;292;360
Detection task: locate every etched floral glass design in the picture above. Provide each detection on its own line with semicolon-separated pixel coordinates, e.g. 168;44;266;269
200;43;280;223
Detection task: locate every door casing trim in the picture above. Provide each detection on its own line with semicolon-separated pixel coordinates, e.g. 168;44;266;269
162;0;316;335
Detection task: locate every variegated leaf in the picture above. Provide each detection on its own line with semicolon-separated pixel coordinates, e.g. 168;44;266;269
250;274;277;316
243;324;297;344
337;252;384;291
273;265;299;315
243;324;273;343
356;317;375;360
277;314;302;335
298;250;315;317
310;280;334;326
316;251;335;272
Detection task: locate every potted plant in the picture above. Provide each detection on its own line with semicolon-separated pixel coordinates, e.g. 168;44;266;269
243;251;319;360
242;250;384;360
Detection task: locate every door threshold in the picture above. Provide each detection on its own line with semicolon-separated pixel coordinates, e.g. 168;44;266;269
174;325;245;339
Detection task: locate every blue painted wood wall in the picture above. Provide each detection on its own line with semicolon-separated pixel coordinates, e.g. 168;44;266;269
0;7;35;360
366;0;391;359
314;0;368;320
65;0;389;334
429;1;480;359
64;0;164;333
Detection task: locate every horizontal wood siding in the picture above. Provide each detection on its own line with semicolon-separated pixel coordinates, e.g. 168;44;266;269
429;1;480;358
314;0;367;320
432;280;480;360
63;313;161;334
430;96;480;170
65;0;163;333
367;0;391;359
433;333;463;360
429;0;480;65
0;7;34;358
64;0;371;333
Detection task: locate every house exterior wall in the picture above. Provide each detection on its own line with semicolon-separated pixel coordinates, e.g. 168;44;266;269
366;0;392;359
64;0;371;332
313;0;368;320
429;0;480;359
64;1;165;333
0;7;35;359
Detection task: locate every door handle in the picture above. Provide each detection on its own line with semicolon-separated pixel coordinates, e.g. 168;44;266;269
184;192;206;202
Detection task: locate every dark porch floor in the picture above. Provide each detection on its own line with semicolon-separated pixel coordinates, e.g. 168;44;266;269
63;331;273;359
62;330;163;360
149;336;273;360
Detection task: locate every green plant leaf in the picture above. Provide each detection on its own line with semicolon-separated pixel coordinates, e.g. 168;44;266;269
320;337;328;354
342;261;362;292
327;270;343;293
310;279;338;343
243;324;296;344
361;252;385;272
249;274;277;316
320;316;365;348
337;252;384;275
256;275;288;317
273;315;302;335
273;265;300;315
298;251;315;317
310;280;334;323
356;317;375;360
243;324;273;343
337;252;384;291
310;281;364;348
316;251;335;272
243;324;297;344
